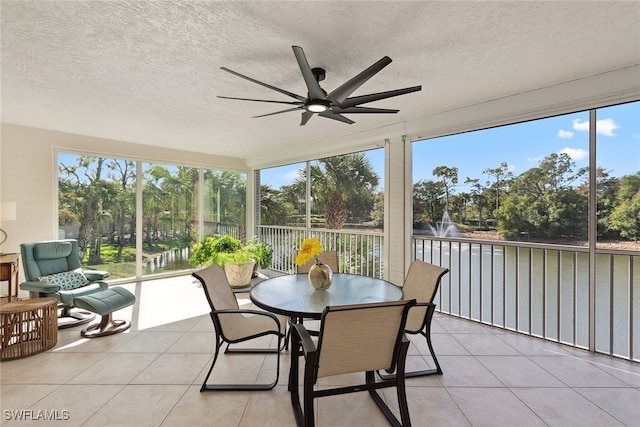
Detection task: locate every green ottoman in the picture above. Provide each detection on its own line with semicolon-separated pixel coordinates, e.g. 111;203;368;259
73;287;135;338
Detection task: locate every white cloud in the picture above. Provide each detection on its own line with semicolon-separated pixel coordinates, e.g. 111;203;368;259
596;118;619;137
571;118;620;137
558;130;574;138
284;169;301;181
559;147;588;161
572;119;589;132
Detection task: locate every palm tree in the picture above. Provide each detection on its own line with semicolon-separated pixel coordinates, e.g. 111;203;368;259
312;154;379;229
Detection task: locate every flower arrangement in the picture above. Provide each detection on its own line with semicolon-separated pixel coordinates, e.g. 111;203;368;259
295;237;322;266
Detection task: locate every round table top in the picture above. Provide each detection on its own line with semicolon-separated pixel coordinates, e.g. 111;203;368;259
0;297;57;313
250;273;403;319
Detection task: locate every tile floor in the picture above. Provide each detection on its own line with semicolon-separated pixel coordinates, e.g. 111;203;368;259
1;274;639;426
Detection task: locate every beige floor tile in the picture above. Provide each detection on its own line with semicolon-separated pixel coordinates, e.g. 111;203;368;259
1;352;107;384
436;356;503;387
431;332;472;355
112;331;185;353
452;333;521;356
384;386;471;427
0;384;60;410
68;352;160;384
53;329;139;353
496;332;576;356
512;388;626;427
161;385;250;426
240;386;297;427
3;384;124;427
575;387;640;427
132;353;211;385
83;384;188;426
165;331;216;353
476;355;566;387
529;355;632;387
448;387;547;427
315;391;393;427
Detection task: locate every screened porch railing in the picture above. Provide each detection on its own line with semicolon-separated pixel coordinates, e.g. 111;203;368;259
256;225;384;277
413;235;638;362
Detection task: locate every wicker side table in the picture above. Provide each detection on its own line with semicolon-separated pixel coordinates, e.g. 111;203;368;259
1;298;58;361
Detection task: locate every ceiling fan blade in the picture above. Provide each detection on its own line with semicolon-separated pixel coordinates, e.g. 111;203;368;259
339;85;422;108
217;96;302;105
221;67;306;102
332;106;399;114
252;107;302;118
318;111;355;125
327;56;392;104
300;111;314;126
292;46;326;100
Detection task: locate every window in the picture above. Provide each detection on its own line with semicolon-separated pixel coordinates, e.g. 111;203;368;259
58;153;247;280
258;148;384;276
58;154;137;279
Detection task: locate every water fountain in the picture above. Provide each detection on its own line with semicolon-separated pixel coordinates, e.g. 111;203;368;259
428;211;460;237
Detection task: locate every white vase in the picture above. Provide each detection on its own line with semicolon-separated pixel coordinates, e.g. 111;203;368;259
308;262;333;290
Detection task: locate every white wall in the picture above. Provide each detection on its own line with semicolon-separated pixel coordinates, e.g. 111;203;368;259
0;123;248;281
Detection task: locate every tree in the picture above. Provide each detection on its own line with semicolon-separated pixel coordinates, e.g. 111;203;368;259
143;165;198;246
106;159;136;247
464;177;489;226
576;168;620;238
483;162;513;214
495;153;588;239
432;166;458;212
59;156;111;263
412;179;445;228
260;184;294;226
290;154;379;229
610;172;640;240
370;191;385;229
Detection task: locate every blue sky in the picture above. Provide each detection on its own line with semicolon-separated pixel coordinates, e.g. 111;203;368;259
262;101;639;193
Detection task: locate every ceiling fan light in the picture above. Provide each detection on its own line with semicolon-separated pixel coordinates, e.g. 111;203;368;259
306;100;329;113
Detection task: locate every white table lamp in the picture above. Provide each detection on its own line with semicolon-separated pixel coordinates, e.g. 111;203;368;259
0;202;17;249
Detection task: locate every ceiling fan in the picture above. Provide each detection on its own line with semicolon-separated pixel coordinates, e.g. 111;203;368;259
218;46;422;126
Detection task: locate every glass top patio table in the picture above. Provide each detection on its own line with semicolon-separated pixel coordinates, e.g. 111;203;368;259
249;273;404;320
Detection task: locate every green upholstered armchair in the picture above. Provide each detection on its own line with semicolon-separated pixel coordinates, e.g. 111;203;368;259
19;239;110;328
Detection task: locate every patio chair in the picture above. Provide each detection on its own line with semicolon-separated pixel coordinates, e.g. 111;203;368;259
380;260;448;379
192;263;287;391
288;299;417;427
19;239;110;328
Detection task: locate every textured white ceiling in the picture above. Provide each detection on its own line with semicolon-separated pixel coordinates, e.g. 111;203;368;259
2;1;639;167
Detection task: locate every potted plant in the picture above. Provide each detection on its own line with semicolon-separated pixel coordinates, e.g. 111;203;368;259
190;235;256;288
246;237;273;277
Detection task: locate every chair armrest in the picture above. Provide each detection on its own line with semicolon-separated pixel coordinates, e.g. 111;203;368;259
19;280;60;293
289;321;316;356
413;301;435;308
83;270;110;282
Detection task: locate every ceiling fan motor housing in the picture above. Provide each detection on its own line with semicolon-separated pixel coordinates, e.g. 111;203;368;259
311;67;326;82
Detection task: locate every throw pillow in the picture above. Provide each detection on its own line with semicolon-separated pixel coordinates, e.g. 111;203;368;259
36;269;88;290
